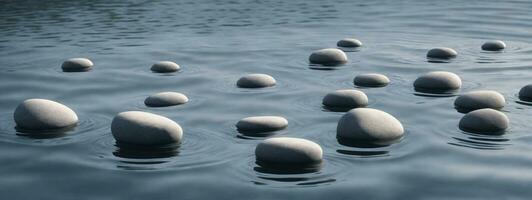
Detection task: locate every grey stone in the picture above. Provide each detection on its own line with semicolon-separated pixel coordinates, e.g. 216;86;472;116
337;108;404;144
237;74;276;88
255;137;323;166
427;47;457;59
519;84;532;101
354;73;390;87
111;111;183;145
236;116;288;133
322;89;368;108
309;48;348;66
337;38;363;48
459;108;509;134
144;92;188;107
151;61;180;73
482;40;506;51
14;99;78;130
413;71;462;92
454;90;505;112
61;58;93;72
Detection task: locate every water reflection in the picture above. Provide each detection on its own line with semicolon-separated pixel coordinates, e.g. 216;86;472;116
449;132;510;150
335;137;392;157
113;142;180;159
15;125;75;139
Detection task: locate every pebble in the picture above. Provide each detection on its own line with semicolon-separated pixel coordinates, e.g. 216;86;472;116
337;108;404;144
337;38;363;48
61;58;93;72
236;116;288;133
354;73;390;87
151;61;180;73
14;99;78;130
413;71;462;92
518;84;532;101
459;108;509;134
255;137;323;167
426;47;457;59
454;90;505;112
144;92;188;107
111;111;183;145
482;40;506;51
322;89;368;108
309;48;348;66
236;74;276;88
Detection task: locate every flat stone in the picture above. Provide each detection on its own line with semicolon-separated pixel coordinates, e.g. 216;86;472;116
337;108;404;144
151;61;180;73
354;73;390;87
237;74;276;88
14;99;78;130
61;58;93;72
454;90;505;112
413;71;462;92
322;89;368;108
144;92;188;107
111;111;183;145
236;116;288;133
337;38;363;48
519;84;532;101
482;40;506;51
459;108;509;134
255;137;323;167
309;48;348;66
426;47;457;59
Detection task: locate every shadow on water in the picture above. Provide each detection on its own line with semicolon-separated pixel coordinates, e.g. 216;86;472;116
113;142;180;160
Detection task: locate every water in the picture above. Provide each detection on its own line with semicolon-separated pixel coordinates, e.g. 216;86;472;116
1;0;532;199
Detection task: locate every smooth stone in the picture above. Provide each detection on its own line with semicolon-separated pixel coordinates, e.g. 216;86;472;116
237;74;276;88
354;73;390;87
111;111;183;145
337;38;363;48
61;58;93;72
151;61;180;73
309;48;348;66
459;108;509;134
322;89;368;108
518;84;532;101
144;92;188;107
413;71;462;92
482;40;506;51
255;137;323;166
426;47;457;59
14;99;78;130
454;90;505;112
236;116;288;133
337;108;404;144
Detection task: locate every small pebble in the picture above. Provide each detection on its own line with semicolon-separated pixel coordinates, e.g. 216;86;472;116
144;92;188;107
413;71;462;92
61;58;93;72
337;38;363;48
309;48;348;66
518;84;532;101
482;40;506;51
111;111;183;145
337;108;404;144
255;137;323;167
14;99;78;130
151;61;180;73
459;108;509;134
322;89;368;108
354;73;390;87
236;116;288;133
237;74;276;88
454;90;505;112
426;47;457;59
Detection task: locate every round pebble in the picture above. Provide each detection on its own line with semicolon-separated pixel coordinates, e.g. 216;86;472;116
150;61;180;73
482;40;506;51
111;111;183;146
459;108;509;134
236;74;276;88
255;137;323;167
236;116;288;133
518;84;532;101
322;89;368;108
337;108;404;144
337;38;363;48
61;58;93;72
309;48;348;66
426;47;457;59
14;99;78;130
354;73;390;87
413;71;462;92
454;90;505;112
144;92;188;107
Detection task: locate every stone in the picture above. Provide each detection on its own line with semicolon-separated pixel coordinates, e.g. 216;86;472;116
413;71;462;92
236;74;276;88
459;108;509;134
61;58;93;72
14;99;78;130
322;89;368;108
454;90;505;112
255;137;323;166
337;108;404;144
111;111;183;145
144;92;188;107
236;116;288;133
426;47;457;59
354;73;390;87
309;48;348;66
337;38;363;48
151;61;180;73
518;84;532;101
482;40;506;51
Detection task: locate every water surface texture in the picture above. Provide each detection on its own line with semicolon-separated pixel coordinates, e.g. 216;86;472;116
2;0;532;199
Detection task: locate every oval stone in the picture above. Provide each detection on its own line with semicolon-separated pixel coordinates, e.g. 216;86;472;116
454;90;505;112
459;108;509;134
337;108;404;144
309;48;348;66
255;137;323;166
151;61;180;73
322;89;368;108
482;40;506;51
111;111;183;145
61;58;93;72
518;84;532;101
413;71;462;92
426;47;458;59
237;74;276;88
354;73;390;87
14;99;78;130
337;38;363;48
236;116;288;133
144;92;188;107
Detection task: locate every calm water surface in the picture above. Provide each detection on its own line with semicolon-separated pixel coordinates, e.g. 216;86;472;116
2;0;532;199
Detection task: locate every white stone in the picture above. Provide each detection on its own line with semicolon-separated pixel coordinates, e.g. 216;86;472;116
337;38;363;48
14;99;78;130
322;89;368;108
454;90;505;112
111;111;183;145
413;71;462;92
518;84;532;101
237;74;276;88
144;92;188;107
337;108;404;144
426;47;457;59
255;137;323;166
151;61;180;73
309;48;348;66
61;58;93;72
236;116;288;133
459;108;509;134
354;73;390;87
482;40;506;51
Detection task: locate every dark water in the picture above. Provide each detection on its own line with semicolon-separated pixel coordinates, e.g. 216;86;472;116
1;0;532;199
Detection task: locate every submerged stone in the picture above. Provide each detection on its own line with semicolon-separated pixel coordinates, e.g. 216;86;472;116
151;61;180;73
236;116;288;133
337;38;363;48
426;47;457;59
482;40;506;51
337;108;404;145
413;71;462;93
144;92;188;107
322;89;368;108
61;58;93;72
459;108;509;134
309;48;348;66
237;74;276;88
14;99;78;130
255;137;323;167
111;111;183;145
354;73;390;87
454;90;505;112
518;84;532;101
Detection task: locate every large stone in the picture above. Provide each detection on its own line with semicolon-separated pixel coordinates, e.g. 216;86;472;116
426;47;457;59
337;108;404;144
482;40;506;51
337;38;363;48
144;92;188;107
61;58;93;72
518;84;532;101
236;74;276;88
459;108;509;134
14;99;78;130
151;61;180;73
111;111;183;145
322;89;368;108
309;48;348;66
236;116;288;133
413;71;462;92
255;137;323;166
454;90;505;112
354;73;390;87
